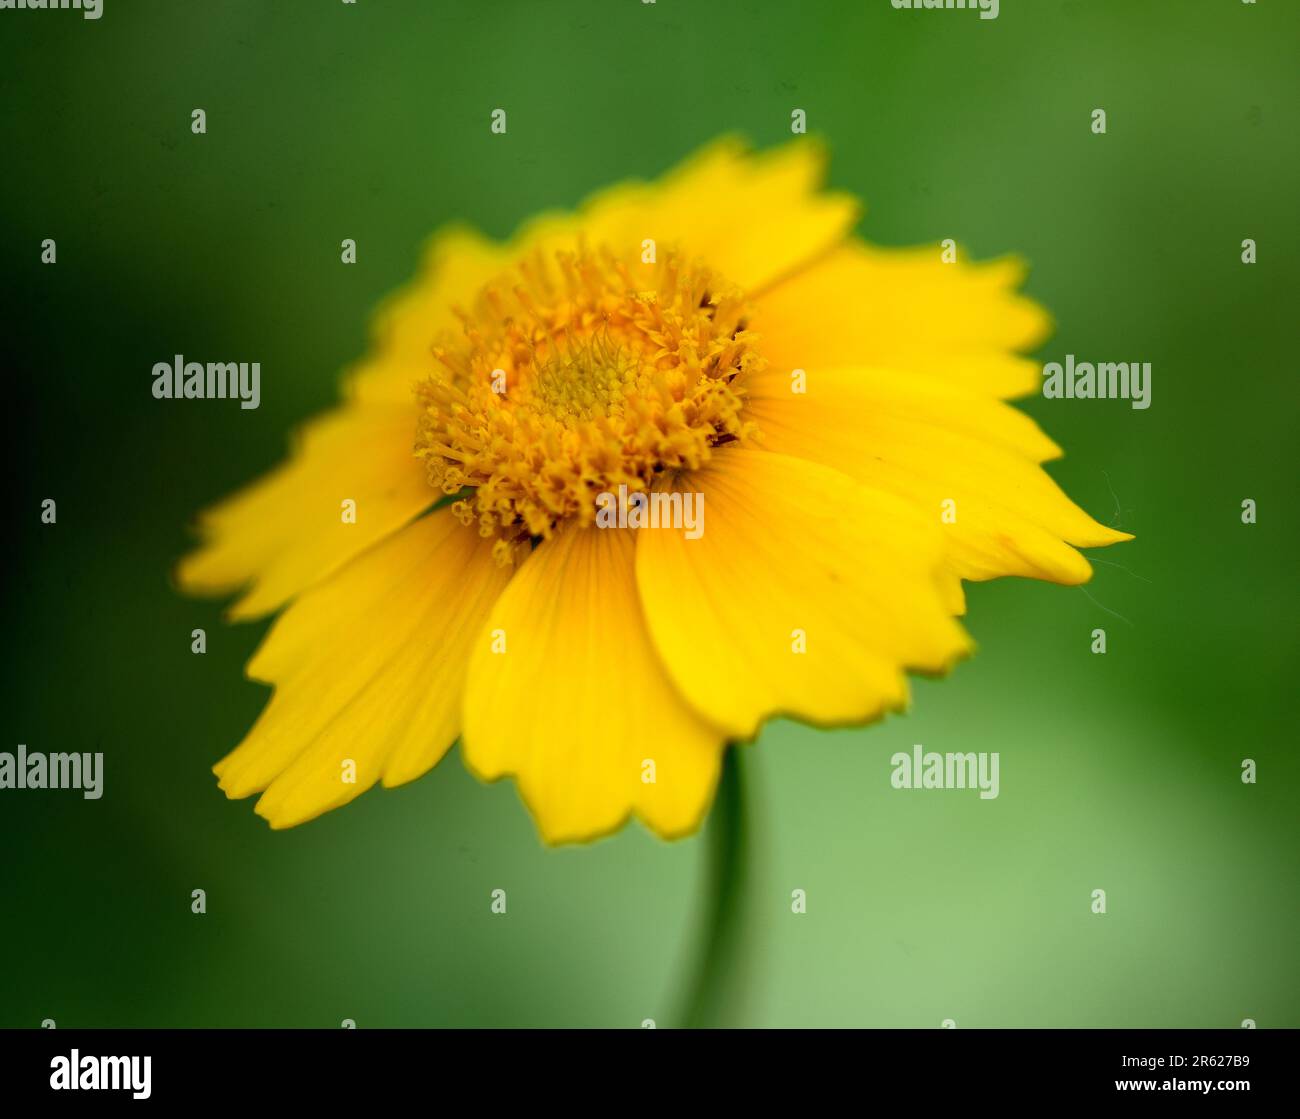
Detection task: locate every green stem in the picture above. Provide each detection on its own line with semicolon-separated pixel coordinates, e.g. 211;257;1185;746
678;745;752;1028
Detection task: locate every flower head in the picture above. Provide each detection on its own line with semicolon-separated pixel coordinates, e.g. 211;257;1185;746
415;246;759;558
177;138;1129;843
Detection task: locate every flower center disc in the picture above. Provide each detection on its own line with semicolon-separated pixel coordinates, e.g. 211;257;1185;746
415;245;763;563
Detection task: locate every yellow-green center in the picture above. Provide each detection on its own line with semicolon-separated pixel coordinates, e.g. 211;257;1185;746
414;244;763;563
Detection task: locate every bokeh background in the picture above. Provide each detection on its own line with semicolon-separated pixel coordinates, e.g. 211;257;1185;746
3;0;1297;1028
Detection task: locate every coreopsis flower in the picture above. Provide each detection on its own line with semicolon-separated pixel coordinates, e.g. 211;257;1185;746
177;138;1129;843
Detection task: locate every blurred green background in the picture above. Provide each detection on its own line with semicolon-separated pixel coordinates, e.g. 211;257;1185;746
3;0;1297;1028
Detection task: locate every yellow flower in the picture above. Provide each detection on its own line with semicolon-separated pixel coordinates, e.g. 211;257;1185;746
177;137;1130;844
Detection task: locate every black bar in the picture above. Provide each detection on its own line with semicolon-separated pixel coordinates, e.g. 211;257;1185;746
0;1027;1288;1105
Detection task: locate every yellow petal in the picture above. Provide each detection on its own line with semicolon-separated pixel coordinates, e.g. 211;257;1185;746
746;366;1131;586
462;525;725;844
515;136;859;296
214;509;510;828
344;226;512;407
175;404;432;620
754;241;1052;398
635;449;971;740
